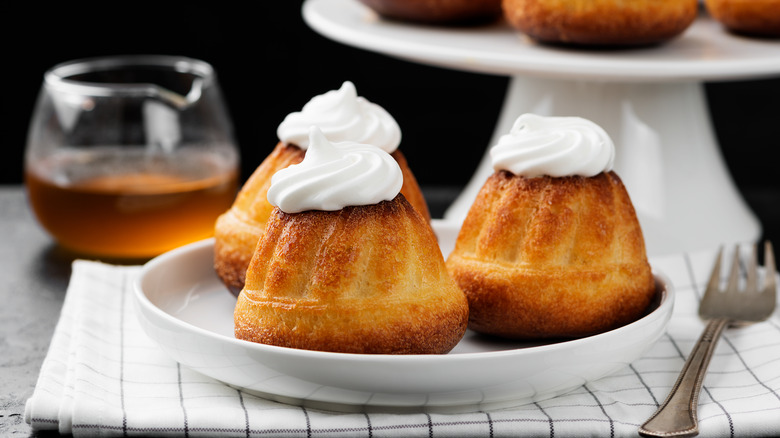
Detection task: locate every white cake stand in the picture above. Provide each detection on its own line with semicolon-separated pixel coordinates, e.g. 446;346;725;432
302;0;780;256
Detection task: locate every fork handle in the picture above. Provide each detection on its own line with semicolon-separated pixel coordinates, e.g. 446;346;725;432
639;318;729;437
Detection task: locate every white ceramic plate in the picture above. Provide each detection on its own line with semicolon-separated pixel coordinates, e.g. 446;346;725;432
302;0;780;82
133;220;674;412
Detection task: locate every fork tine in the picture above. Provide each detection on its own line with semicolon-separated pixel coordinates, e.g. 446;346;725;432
726;245;741;294
706;246;724;295
764;241;776;294
746;243;758;293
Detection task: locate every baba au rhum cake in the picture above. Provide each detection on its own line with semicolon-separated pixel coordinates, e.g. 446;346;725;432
502;0;699;46
234;128;469;354
214;81;430;296
446;114;655;340
705;0;780;37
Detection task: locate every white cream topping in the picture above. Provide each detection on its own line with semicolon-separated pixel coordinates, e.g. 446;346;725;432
490;113;615;177
267;127;403;213
276;81;401;153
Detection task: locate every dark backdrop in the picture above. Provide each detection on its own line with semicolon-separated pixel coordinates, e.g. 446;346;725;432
5;3;779;241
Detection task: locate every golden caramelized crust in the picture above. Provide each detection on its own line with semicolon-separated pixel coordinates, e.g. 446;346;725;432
360;0;503;24
502;0;699;46
446;171;655;339
214;142;431;296
705;0;780;37
234;195;468;354
214;143;306;295
393;149;431;223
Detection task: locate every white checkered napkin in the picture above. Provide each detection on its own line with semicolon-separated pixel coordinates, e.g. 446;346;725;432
25;249;780;437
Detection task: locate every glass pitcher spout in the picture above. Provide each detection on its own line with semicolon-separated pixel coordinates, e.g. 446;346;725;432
44;55;215;109
154;76;203;109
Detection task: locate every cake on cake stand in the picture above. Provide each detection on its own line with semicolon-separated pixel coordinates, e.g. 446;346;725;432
303;0;780;256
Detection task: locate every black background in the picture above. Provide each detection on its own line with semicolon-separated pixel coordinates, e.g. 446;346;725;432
5;2;779;244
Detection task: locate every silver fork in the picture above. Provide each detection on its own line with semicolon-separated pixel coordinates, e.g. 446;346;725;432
639;241;776;437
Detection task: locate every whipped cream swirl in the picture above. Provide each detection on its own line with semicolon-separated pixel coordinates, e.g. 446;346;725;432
276;81;401;153
267;127;403;213
490;114;615;177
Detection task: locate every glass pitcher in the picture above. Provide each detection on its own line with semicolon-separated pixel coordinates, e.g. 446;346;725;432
25;55;240;259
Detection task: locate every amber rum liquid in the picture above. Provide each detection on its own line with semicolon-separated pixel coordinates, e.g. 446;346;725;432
26;148;239;258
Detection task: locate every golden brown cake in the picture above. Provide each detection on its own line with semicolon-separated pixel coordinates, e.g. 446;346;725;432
705;0;780;37
359;0;503;24
447;171;655;339
445;113;655;340
502;0;699;46
234;129;468;354
214;82;430;296
235;196;468;354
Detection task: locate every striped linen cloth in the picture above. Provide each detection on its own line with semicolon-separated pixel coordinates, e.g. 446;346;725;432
25;246;780;437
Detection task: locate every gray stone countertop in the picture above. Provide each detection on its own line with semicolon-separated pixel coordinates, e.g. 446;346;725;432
1;186;74;436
